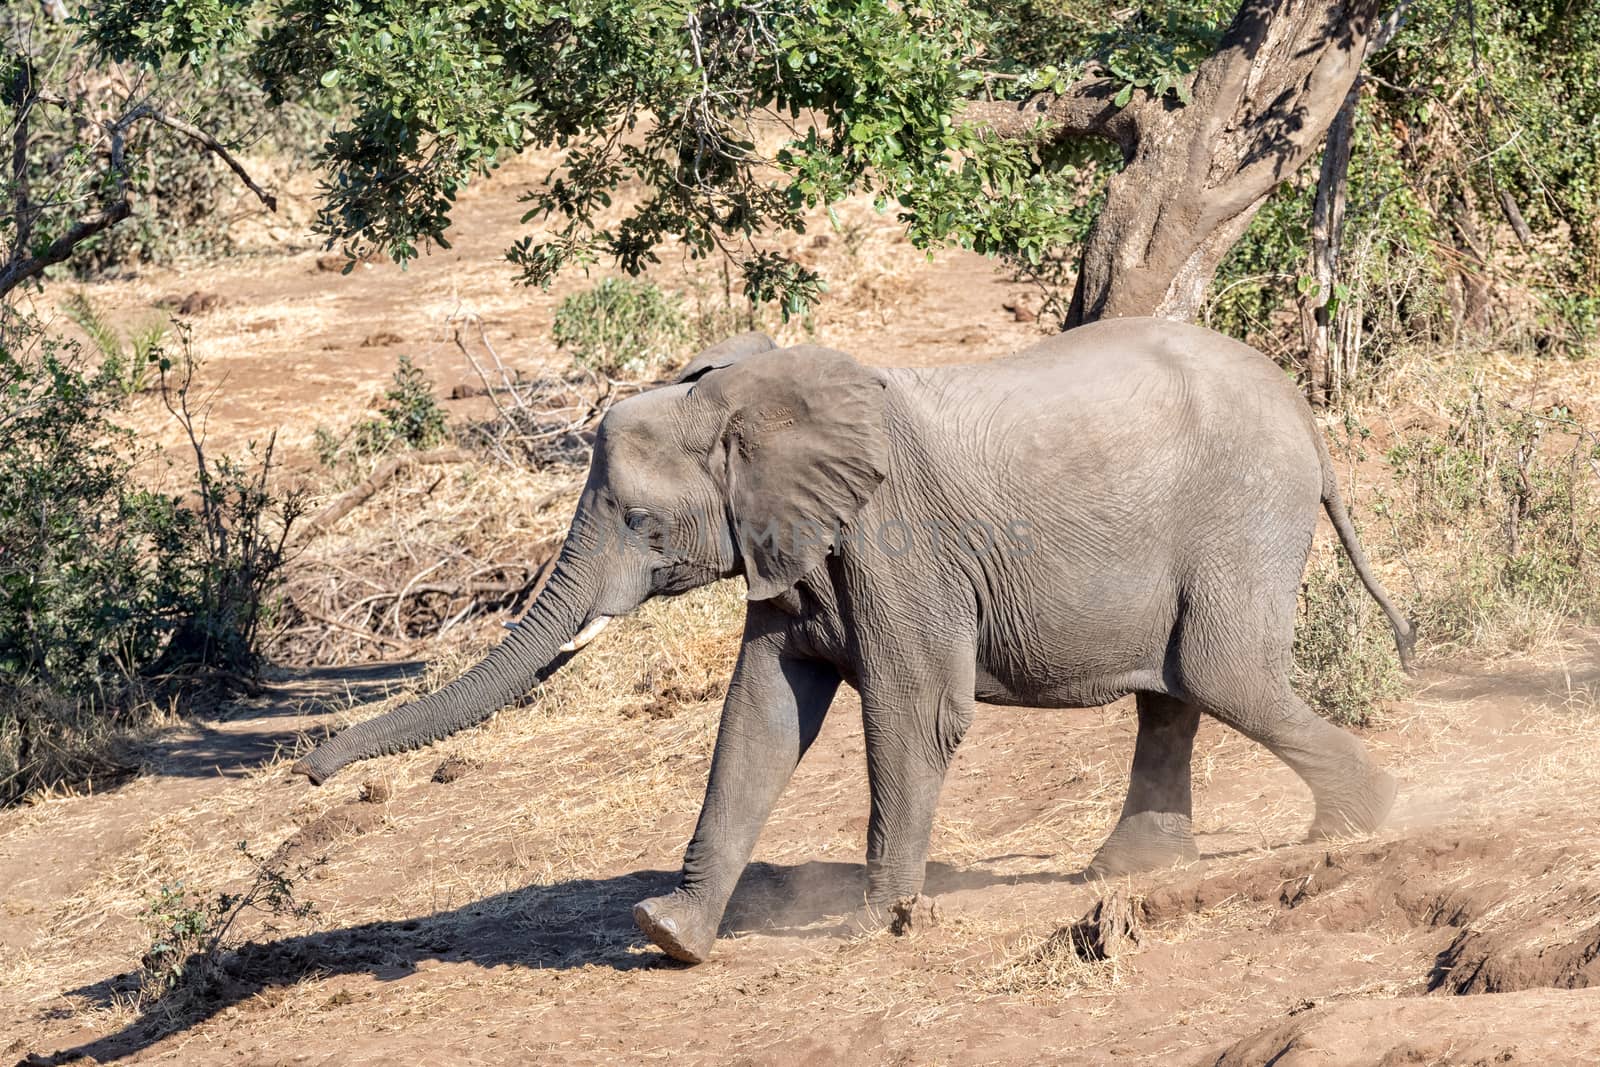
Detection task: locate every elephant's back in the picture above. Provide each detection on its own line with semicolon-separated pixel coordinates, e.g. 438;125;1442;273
890;318;1317;469
919;317;1305;412
884;317;1324;552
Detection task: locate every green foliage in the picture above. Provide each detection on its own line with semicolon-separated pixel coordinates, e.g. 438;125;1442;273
552;277;688;378
72;0;1136;311
139;840;319;1013
316;354;450;466
2;325;165;698
3;6;320;283
370;355;450;451
1092;3;1225;107
1208;0;1600;388
0;317;302;802
76;0;1600;350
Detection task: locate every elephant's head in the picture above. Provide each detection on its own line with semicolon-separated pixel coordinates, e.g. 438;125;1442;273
291;332;889;784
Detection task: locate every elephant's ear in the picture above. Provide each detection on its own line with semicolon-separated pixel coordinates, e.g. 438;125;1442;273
699;345;889;601
674;331;776;384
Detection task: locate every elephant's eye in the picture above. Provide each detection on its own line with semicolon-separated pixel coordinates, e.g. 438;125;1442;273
625;508;652;532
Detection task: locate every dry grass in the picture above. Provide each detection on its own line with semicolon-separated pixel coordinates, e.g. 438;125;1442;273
273;453;582;665
977;921;1131;999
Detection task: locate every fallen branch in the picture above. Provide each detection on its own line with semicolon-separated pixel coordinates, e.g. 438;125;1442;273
296;448;470;541
293;607;409;651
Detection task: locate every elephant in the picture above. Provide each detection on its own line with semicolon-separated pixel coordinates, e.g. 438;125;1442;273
292;317;1414;965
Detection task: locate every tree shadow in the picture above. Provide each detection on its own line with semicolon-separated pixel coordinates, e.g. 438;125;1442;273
30;856;1079;1065
135;661;426;783
1414;655;1600;709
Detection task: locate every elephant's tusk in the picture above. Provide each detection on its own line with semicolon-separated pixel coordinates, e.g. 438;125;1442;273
559;615;612;652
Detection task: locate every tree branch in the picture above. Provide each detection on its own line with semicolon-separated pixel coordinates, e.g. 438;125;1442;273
959;77;1144;158
0;99;137;299
1202;0;1388;223
7;68;34;263
1;96;279;299
0;201;131;296
125;104;278;213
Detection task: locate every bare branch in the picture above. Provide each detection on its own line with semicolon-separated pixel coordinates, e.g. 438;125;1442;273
0;200;131;295
125;104;278;213
1;91;281;299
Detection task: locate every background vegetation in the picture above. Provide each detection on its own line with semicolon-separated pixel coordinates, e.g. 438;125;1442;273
0;319;302;801
1;0;1597;796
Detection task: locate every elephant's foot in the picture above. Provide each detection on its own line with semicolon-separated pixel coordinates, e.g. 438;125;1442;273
1307;767;1398;840
1085;811;1199;879
837;893;940;939
633;892;719;964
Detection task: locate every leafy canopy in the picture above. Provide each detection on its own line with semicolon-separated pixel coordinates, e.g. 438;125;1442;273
85;0;1223;313
82;0;1600;348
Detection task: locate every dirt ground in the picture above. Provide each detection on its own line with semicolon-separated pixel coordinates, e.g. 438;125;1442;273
4;163;1600;1066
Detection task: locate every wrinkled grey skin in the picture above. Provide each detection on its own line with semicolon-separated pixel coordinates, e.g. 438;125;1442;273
293;318;1414;964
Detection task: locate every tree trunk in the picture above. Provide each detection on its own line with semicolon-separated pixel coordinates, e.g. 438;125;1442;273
1072;0;1388;326
965;0;1393;329
1301;2;1410;404
1302;81;1361;407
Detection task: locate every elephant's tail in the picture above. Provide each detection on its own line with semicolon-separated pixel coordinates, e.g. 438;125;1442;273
1316;438;1418;673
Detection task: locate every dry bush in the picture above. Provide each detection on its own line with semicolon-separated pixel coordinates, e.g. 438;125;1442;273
133;842;322;1033
0;684;153;802
1376;372;1600;658
1294;541;1406;727
1292;345;1600;717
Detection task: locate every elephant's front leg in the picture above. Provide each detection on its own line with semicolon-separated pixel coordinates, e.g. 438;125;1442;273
859;654;977;914
633;631;839;964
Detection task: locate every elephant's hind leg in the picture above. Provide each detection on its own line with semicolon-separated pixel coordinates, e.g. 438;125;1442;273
1172;568;1398;841
1087;692;1202;878
1183;672;1396;840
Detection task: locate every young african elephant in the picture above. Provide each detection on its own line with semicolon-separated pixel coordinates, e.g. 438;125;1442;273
293;318;1414;964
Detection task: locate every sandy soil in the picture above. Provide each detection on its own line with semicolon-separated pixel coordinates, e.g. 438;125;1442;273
4;163;1600;1066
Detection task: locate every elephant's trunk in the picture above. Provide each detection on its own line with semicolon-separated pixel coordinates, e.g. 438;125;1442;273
291;566;595;785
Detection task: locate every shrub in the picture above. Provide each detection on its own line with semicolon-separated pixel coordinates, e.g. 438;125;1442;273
1;324;160;700
149;328;307;678
372;355;450;451
316;354;450;467
1381;391;1600;654
0;317;302;802
139;841;319;1020
552;278;689;379
1294;544;1406;726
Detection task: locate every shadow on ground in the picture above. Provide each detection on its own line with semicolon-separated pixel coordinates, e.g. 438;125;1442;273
137;662;426;782
1418;644;1600;709
31;856;1078;1064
